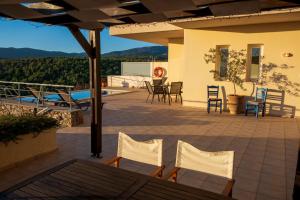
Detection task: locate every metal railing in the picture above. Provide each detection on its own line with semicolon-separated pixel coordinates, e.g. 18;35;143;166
0;81;76;111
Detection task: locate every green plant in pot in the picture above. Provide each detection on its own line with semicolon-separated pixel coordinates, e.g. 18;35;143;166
0;114;58;144
204;48;246;114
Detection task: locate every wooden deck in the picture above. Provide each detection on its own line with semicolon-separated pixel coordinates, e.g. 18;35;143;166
0;160;234;200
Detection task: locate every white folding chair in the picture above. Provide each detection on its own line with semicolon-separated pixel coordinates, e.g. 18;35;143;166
165;140;235;197
106;132;165;177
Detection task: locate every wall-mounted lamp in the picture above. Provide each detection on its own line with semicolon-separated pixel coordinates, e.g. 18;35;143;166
282;52;293;57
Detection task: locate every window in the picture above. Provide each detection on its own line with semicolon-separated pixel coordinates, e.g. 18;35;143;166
216;45;229;79
247;44;263;81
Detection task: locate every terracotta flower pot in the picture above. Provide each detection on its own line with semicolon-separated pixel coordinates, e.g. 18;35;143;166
228;95;241;115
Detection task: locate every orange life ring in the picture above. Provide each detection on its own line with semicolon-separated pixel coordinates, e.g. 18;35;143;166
153;67;164;78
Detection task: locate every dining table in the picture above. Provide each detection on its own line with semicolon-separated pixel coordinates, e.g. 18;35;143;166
0;159;235;200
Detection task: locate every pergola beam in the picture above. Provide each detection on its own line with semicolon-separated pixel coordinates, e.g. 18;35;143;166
68;26;103;158
89;29;102;158
68;26;94;58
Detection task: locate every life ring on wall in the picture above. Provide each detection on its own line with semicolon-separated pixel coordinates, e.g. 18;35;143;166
153;67;164;78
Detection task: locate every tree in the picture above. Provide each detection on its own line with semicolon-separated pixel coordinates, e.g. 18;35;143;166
204;48;247;95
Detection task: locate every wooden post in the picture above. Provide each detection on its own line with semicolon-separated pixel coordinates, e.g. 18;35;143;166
68;26;102;157
89;30;102;158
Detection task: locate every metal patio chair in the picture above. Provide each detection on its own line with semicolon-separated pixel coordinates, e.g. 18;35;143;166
153;79;163;86
245;88;268;118
105;132;165;177
166;82;183;105
145;81;166;103
207;85;222;113
164;140;235;197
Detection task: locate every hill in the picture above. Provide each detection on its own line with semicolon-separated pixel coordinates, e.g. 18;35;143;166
0;46;167;59
103;46;167;58
0;47;84;59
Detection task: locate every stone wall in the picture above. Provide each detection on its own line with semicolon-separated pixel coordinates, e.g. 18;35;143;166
0;102;83;127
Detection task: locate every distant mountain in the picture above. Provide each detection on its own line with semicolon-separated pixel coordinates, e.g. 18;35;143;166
103;46;167;58
0;46;167;59
0;47;85;59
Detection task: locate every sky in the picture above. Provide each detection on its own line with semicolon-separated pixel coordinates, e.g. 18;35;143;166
0;19;156;54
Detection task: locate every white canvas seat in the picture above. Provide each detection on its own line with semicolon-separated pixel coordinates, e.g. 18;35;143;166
106;132;165;177
165;140;235;197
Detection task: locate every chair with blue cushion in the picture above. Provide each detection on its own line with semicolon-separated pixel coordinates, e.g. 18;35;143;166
207;85;222;114
245;88;268;118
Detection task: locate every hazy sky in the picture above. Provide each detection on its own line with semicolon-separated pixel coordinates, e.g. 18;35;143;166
0;19;155;54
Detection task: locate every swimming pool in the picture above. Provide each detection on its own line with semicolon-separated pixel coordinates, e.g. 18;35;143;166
20;89;129;103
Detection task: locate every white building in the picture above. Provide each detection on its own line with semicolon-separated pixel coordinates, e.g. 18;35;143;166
107;62;168;88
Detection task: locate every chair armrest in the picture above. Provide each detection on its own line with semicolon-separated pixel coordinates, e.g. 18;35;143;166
150;165;165;178
105;156;122;168
222;179;235;197
163;167;181;182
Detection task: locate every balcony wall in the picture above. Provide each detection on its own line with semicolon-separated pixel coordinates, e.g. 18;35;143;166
167;21;300;117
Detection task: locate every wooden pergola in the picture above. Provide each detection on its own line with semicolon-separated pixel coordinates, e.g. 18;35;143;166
0;0;299;157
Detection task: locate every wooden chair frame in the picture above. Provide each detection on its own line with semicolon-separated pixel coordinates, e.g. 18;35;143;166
105;156;165;178
164;167;235;197
207;85;222;114
245;88;268;118
57;89;90;110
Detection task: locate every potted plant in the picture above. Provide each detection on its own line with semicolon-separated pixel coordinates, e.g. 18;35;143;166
204;49;246;114
0;114;58;170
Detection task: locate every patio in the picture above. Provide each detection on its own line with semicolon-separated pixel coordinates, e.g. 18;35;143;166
0;89;299;200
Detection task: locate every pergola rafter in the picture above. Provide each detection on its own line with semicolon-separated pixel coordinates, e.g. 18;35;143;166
1;0;300;157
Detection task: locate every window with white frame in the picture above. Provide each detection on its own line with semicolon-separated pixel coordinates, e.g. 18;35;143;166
247;44;263;81
216;45;229;79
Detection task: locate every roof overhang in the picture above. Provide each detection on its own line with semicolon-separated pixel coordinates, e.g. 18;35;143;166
0;0;300;30
110;7;300;45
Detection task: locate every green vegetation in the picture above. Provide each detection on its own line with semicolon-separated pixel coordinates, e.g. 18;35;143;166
0;57;119;86
204;48;247;95
0;56;166;86
0;114;58;143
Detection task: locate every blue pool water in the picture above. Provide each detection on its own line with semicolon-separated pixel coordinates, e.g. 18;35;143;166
20;89;121;103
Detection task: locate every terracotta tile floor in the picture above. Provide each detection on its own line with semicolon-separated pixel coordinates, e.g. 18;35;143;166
0;89;299;200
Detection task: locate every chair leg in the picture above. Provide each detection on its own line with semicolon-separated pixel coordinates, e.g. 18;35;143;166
215;101;218;112
207;101;210;113
220;100;222;114
175;95;178;102
255;106;259;118
168;94;171;105
262;104;266;117
151;94;155;104
146;94;150;103
180;94;183;104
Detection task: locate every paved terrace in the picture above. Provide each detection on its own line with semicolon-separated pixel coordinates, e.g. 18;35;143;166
0;89;299;200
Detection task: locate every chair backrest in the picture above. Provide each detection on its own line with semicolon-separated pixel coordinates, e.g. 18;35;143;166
153;79;162;86
170;82;183;94
57;89;73;103
255;88;268;102
175;140;234;179
28;87;42;99
145;81;153;94
161;77;168;85
207;85;219;99
117;132;163;167
153;85;165;94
